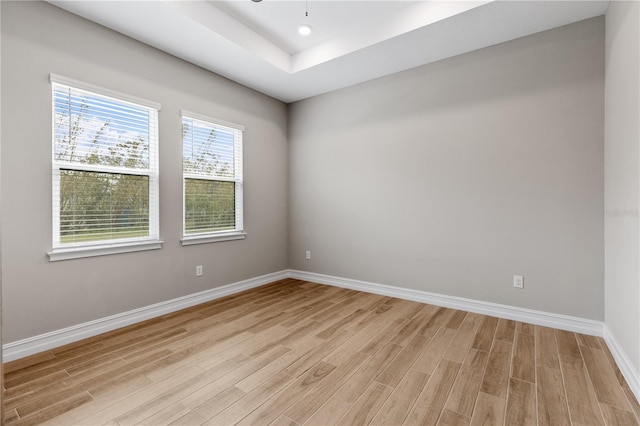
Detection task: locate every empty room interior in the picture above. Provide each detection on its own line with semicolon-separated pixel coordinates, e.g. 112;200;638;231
1;0;640;424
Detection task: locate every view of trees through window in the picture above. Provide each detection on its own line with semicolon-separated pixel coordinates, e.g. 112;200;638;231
52;80;240;247
184;179;235;233
53;84;155;245
59;170;149;243
182;117;238;234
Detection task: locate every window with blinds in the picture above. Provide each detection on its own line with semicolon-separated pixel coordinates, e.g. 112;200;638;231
182;113;243;240
50;75;160;252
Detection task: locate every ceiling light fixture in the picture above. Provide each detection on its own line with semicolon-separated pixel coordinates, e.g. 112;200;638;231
298;0;312;36
298;24;313;36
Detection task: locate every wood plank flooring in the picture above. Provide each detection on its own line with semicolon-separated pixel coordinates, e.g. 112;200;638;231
3;279;640;425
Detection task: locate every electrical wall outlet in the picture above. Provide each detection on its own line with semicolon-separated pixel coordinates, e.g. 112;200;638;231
196;265;203;276
305;250;311;260
513;275;524;289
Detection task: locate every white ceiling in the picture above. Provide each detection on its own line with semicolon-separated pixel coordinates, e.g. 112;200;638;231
213;1;424;54
47;0;610;103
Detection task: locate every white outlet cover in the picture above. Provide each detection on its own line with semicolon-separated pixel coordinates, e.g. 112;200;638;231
513;275;524;288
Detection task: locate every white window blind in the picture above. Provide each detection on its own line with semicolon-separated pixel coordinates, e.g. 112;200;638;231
50;75;160;254
182;112;243;240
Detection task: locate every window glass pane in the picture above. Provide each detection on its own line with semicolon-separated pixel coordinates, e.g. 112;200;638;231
184;179;235;234
182;118;234;178
51;78;159;250
53;86;150;169
60;170;149;243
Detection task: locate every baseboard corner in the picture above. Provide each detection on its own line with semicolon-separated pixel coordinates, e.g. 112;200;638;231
603;324;640;404
288;269;604;337
2;269;290;362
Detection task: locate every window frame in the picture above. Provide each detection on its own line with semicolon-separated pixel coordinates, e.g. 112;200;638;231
180;110;245;246
47;74;163;261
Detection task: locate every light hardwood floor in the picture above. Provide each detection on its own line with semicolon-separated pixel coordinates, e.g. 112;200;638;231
3;279;640;425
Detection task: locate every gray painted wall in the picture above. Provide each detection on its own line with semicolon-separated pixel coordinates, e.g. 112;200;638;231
0;2;612;348
289;17;605;320
1;1;289;342
605;1;640;374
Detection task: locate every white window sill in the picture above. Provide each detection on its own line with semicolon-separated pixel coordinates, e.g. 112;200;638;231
181;231;246;246
48;240;163;261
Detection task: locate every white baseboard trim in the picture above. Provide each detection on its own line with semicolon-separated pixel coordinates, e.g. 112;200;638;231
6;266;636;404
2;270;289;362
604;325;640;404
288;270;605;337
5;267;637;405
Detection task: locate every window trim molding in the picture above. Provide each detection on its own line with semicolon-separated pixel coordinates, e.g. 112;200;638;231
181;112;245;243
181;110;244;131
50;74;161;110
48;240;164;262
50;75;161;258
180;232;246;246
